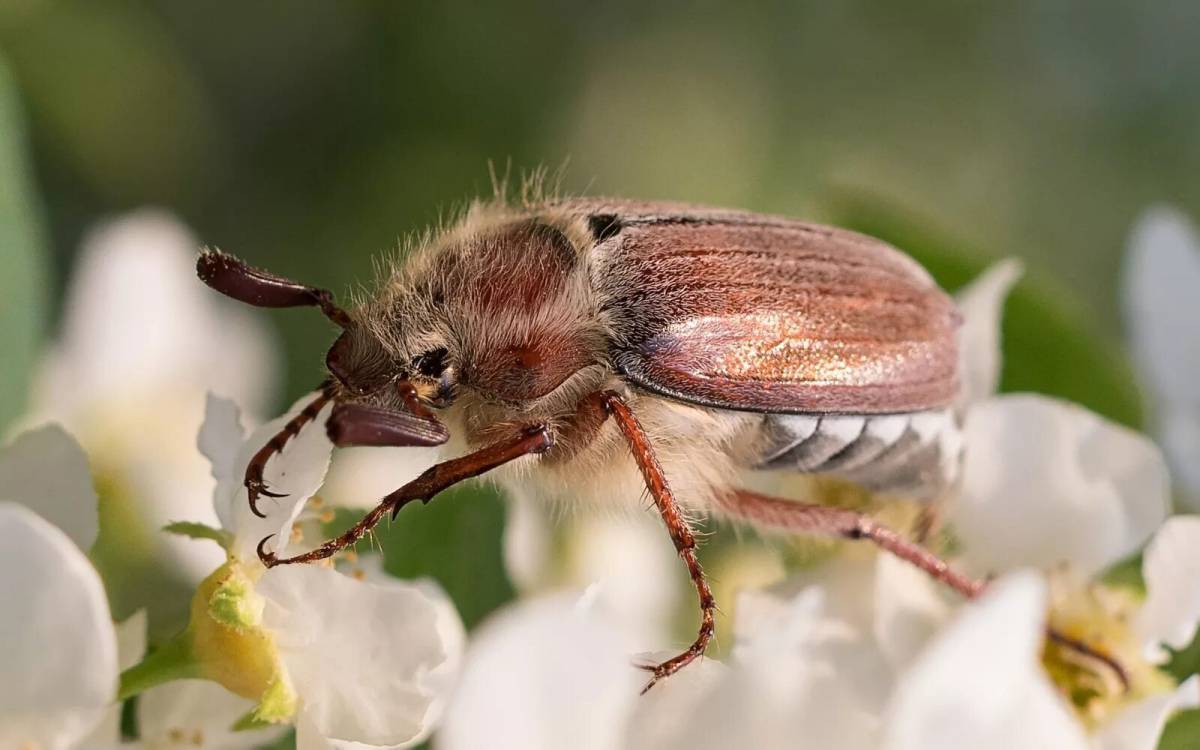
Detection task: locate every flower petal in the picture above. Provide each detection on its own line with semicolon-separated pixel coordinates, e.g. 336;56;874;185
27;211;278;581
883;571;1088;750
0;424;98;551
208;393;334;562
1161;412;1200;511
438;590;642;750
872;553;951;671
83;609;151;747
953;394;1170;577
0;502;117;750
198;393;246;501
35;210;278;413
320;444;443;509
1123;207;1200;503
954;259;1023;406
1123;207;1200;416
648;588;882;750
138;679;286;749
1093;675;1200;750
257;564;464;748
1137;516;1200;660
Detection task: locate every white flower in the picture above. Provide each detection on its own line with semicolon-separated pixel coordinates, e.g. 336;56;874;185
954;258;1024;407
179;393;466;749
104;611;286;750
25;209;279;580
0;424;285;750
883;573;1092;750
0;423;98;551
951;393;1170;578
1122;206;1200;508
437;589;644;750
0;502;117;750
502;491;687;646
133;679;285;750
433;256;1197;749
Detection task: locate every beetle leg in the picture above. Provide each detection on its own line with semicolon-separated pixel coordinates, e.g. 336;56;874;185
257;424;553;567
244;384;336;518
196;249;352;328
719;488;982;597
717;488;1130;690
600;391;716;694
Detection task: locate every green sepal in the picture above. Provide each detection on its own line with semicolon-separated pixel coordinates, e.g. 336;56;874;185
163;521;233;551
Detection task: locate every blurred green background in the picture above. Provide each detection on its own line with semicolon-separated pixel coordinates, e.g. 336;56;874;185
2;1;1199;744
3;0;1199;401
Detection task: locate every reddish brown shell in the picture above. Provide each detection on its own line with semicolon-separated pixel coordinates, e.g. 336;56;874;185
569;199;961;415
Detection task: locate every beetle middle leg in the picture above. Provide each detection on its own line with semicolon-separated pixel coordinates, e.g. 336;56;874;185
257;424;553;567
600;391;716;694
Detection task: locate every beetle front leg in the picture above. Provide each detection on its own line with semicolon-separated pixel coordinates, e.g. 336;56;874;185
600;392;716;694
244;384;336;517
257;424;553;567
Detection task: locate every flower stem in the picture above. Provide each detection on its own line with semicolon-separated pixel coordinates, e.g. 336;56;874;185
118;632;201;700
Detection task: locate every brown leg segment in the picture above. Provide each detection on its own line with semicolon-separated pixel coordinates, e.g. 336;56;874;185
245;384;336;518
258;424;553;567
601;392;715;694
720;489;984;598
718;489;1130;689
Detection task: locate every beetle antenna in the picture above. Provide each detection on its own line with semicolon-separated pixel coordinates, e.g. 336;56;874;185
197;248;352;329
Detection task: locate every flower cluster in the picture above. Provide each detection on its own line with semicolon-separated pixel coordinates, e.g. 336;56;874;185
2;206;1200;749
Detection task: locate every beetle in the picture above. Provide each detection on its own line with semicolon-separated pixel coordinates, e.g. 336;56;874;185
197;196;1123;690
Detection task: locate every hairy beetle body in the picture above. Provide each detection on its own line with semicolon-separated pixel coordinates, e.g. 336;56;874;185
196;191;986;691
345;197;963;511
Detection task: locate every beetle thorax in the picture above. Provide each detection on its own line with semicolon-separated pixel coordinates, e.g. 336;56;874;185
349;212;613;445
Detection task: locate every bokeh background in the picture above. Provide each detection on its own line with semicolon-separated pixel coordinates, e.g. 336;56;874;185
1;2;1199;745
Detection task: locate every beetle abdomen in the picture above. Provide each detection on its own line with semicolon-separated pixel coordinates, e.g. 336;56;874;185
755;410;962;498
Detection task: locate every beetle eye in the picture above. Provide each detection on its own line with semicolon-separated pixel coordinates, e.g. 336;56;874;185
412;347;449;378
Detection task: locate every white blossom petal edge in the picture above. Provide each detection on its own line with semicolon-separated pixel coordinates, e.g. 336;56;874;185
883;571;1089;750
194;393;466;747
199;392;333;562
1137;515;1200;660
1122;206;1200;506
259;566;464;748
953;394;1170;578
439;589;643;750
955;258;1023;406
0;502;118;750
0;424;98;551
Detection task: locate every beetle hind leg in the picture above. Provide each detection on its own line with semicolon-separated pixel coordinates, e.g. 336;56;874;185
715;488;1130;691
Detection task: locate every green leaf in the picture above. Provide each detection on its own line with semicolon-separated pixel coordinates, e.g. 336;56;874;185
0;54;49;433
1101;551;1146;594
330;483;515;630
1164;623;1200;684
163;520;232;550
824;193;1144;428
1159;708;1200;750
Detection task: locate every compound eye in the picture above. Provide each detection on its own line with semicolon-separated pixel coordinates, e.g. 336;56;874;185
412;347;449;378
